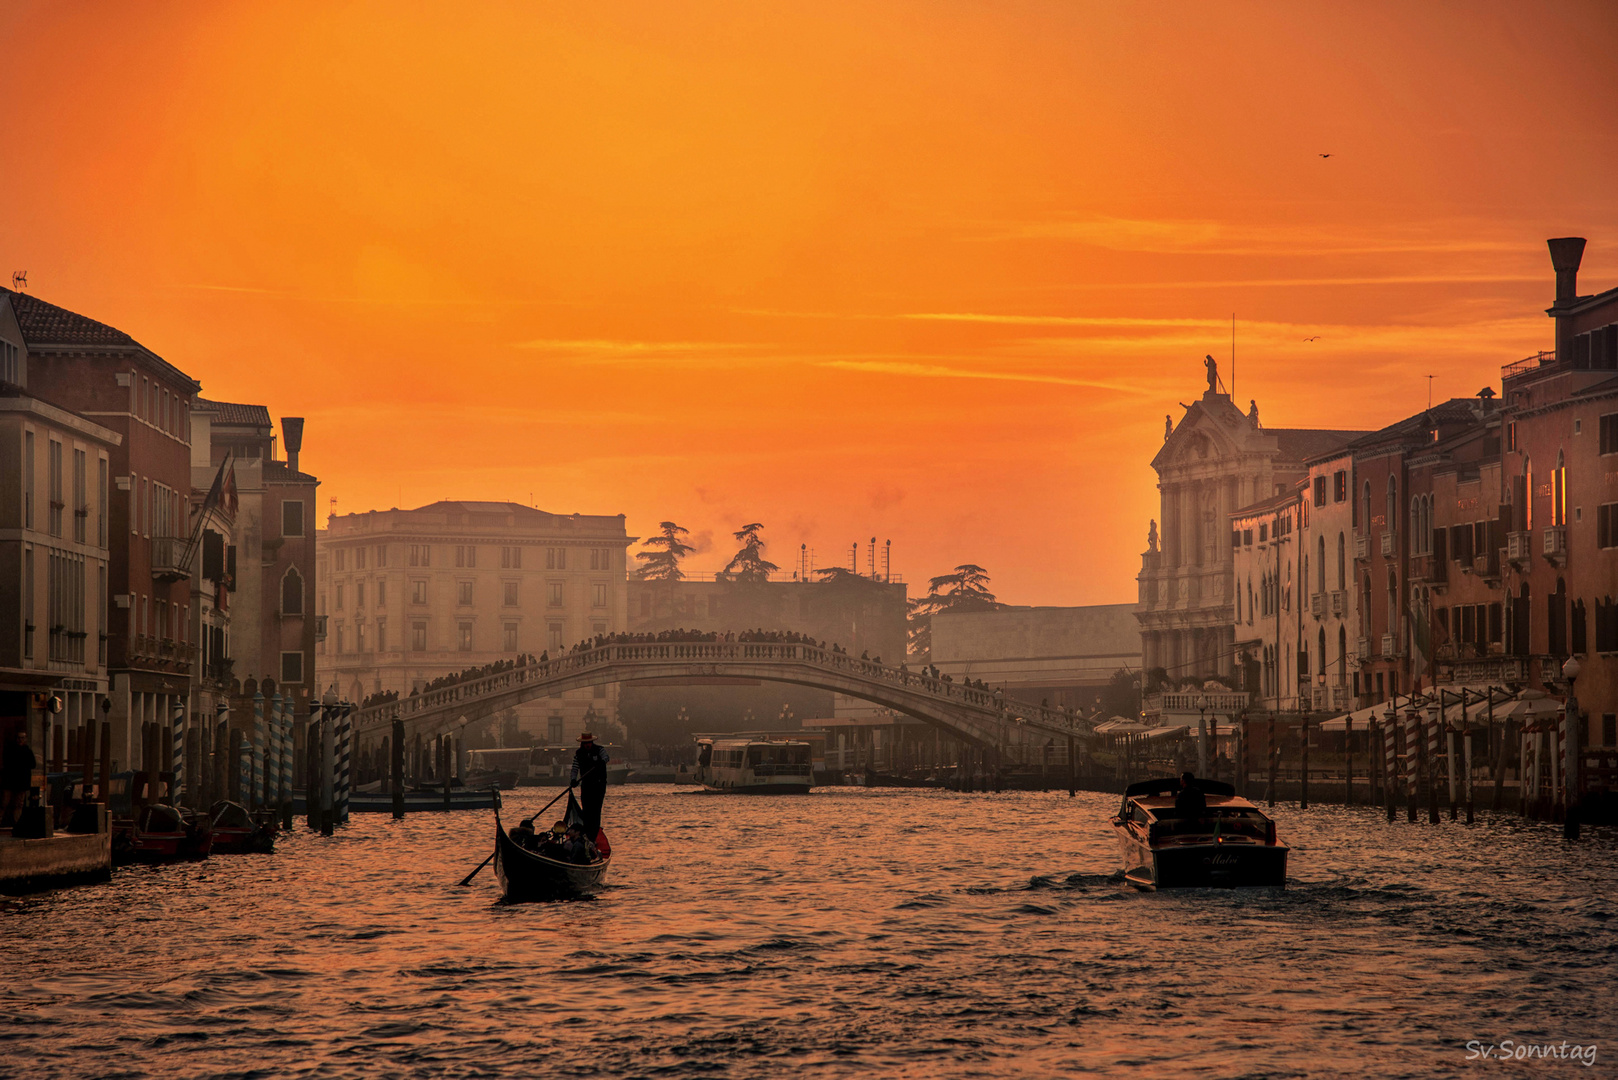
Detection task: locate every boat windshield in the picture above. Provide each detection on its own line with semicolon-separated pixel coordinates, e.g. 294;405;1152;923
1150;807;1271;839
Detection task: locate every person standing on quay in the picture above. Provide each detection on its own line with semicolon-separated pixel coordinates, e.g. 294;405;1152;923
571;732;610;839
2;728;37;828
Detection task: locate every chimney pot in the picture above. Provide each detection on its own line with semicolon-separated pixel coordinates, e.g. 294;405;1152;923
282;417;305;474
1548;237;1586;305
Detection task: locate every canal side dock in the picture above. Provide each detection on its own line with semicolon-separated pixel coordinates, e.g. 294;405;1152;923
0;807;111;894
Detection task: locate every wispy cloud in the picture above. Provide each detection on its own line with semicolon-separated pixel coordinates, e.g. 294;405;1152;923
512;338;764;359
816;359;1152;394
971;216;1531;257
905;313;1229;329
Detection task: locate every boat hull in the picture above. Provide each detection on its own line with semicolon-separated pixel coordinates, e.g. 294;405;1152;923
1115;827;1287;889
493;823;609;901
699;781;811;794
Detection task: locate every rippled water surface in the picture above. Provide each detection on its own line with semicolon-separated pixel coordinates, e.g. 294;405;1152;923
3;788;1616;1078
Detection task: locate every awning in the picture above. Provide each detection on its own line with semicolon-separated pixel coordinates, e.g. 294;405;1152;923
1319;694;1427;732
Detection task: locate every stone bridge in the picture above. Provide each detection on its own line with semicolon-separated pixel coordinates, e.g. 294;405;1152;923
349;641;1091;752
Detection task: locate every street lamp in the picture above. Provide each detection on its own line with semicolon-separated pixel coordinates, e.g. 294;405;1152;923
1562;655;1581;839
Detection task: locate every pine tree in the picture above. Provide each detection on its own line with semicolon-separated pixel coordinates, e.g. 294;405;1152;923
907;564;999;661
635;521;695;581
722;522;779;584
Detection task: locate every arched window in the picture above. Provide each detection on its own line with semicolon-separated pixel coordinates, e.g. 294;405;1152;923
1362;479;1372;534
1317;535;1326;594
1386;475;1399;538
1318;627;1327;681
1553;450;1567;527
1337;532;1346;591
1410;495;1421;553
282;567;304;616
1337;625;1348;686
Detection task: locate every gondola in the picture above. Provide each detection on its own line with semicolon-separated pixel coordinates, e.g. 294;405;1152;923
112;803;212;865
492;791;611;902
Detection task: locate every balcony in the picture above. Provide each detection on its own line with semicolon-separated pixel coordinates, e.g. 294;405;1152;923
1475;552;1500;581
1381;632;1399;657
1358;636;1372;660
1409;553;1445;585
1332;685;1352;711
151;536;190;582
1501;350;1556;381
1543;525;1567;566
1380;532;1396;558
1507;530;1533;566
1310;592;1325;618
315;614;328;642
1330;590;1346;617
1354;535;1370;562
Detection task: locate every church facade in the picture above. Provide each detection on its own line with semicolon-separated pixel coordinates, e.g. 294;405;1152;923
1136;360;1366;688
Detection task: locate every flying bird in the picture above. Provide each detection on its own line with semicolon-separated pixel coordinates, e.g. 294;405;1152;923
1318;153;1332;159
1303;336;1321;342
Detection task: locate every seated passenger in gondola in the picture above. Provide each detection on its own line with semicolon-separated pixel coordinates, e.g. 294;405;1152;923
512;818;538;850
562;824;598;863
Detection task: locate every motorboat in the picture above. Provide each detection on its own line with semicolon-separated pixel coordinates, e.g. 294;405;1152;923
112;803;212;865
492;792;610;901
693;738;813;793
208;800;276;854
1111;777;1287;889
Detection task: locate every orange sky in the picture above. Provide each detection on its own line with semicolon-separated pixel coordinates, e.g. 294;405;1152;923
4;1;1616;605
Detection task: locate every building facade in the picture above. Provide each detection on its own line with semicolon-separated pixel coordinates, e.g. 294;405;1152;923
1300;449;1358;712
1138;364;1364;687
318;502;631;742
1230;489;1304;711
929;603;1140;711
0;294;120;765
3;287;200;774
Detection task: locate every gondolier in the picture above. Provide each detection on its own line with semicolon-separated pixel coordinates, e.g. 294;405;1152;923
571;732;610;837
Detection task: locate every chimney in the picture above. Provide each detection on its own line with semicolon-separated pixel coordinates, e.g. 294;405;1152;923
1547;238;1587;365
283;417;305;474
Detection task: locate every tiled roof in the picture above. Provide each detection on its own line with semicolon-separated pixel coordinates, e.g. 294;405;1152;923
1270;428;1368;464
1347;398;1485;453
411;500;623;525
1;287;145;349
196;398;272;427
264;459;320;484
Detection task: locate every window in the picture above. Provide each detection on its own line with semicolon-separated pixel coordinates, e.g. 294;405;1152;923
356;581;365;608
1258;523;1268;543
376;544;388;567
592;583;608;608
376;619;387;652
98;458;107;547
281;652;304;684
1598;503;1618;549
336;625;345;654
48;439;63;537
458;580;474;606
503;581;519;606
590;548;613;570
282;500;305;537
1313;476;1326;507
1316;535;1326;593
1386;475;1398;538
1572;599;1588;655
410;544;431;567
0;339;17;383
412;579;428;604
1336;533;1346;591
22;545;32;659
22;430;32;530
592;621;606;636
335;583;344;611
503;623;518;651
547;623;564;651
1552;451;1567;528
376;579;387;607
283;568;305;616
355;547;366;570
1600;413;1618;455
336;549;346;571
1242;528;1252;545
1334;470;1348;502
549;582;564;607
456;545;477;568
412;622;427;651
72;449;87;543
458;622;473;651
546;547;566;570
356;622;367;652
501;546;522;569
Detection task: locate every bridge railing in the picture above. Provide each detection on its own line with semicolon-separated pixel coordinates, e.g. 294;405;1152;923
352;641;1088;737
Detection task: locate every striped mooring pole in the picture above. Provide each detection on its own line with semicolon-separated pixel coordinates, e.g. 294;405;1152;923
251;691;266;812
268;694;284;812
171;703;187;807
277;696;294;817
335;705;353;824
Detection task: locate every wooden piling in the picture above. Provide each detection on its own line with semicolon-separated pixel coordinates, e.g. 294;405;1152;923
1463;719;1475;824
1299;716;1310;810
1066;733;1076;798
391;719;405;819
1266;719;1278;809
1425;718;1440;824
1344;716;1354;806
97;721;111;810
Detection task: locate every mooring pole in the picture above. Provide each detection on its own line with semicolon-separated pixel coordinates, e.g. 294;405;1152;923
391;717;406;820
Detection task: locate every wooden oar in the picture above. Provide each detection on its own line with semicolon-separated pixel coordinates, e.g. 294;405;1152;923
458;764;603;886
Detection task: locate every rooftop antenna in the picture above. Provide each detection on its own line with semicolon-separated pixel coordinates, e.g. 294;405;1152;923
329;496;337;522
11;271;26;290
1231;313;1236;401
1425;375;1435;410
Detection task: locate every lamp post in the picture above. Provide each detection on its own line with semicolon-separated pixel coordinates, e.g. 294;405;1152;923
1562;655;1581;840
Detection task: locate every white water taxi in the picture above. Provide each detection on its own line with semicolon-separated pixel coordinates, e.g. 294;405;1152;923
693;738;813;794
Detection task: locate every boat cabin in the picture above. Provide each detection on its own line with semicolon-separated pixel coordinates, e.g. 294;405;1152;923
694;737;813;793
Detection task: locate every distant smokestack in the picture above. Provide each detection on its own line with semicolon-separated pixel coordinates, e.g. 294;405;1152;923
1548;237;1586;305
1547;238;1587;364
283;417;305;473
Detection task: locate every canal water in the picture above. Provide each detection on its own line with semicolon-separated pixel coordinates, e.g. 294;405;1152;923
2;788;1614;1078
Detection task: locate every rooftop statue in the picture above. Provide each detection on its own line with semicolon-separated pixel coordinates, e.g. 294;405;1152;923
1204;354;1219;394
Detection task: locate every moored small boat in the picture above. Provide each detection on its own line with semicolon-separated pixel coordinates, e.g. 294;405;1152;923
1111;777;1287;890
113;803;212;865
492;794;610;902
209;801;276;854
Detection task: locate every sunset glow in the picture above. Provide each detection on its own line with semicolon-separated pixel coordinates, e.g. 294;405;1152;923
5;1;1615;603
